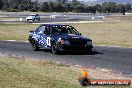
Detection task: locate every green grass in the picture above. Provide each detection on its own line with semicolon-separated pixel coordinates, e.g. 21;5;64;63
0;18;20;21
0;24;38;41
0;17;132;47
0;55;82;88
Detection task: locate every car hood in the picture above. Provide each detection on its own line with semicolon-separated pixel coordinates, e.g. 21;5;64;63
26;16;34;19
54;34;92;41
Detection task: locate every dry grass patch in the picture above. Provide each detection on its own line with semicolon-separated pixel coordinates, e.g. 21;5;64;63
0;24;38;41
0;18;20;21
69;20;132;47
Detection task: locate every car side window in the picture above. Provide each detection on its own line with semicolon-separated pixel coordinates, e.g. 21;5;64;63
36;26;46;34
44;26;51;35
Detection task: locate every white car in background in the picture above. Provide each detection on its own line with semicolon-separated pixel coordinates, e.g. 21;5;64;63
26;14;40;21
50;15;68;18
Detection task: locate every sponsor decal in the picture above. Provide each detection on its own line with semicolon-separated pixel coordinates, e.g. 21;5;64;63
72;37;80;38
68;34;80;38
78;67;131;86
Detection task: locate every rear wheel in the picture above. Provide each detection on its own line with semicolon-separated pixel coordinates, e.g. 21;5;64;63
37;18;40;21
51;43;59;54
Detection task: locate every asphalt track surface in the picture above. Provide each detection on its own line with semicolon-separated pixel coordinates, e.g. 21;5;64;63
0;18;101;24
0;13;104;24
0;18;90;23
0;41;132;76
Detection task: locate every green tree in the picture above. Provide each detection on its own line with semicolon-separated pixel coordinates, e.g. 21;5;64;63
95;4;102;13
118;4;126;15
0;0;3;10
125;3;131;11
0;0;130;14
49;2;54;12
1;0;33;11
18;3;24;11
41;2;49;12
65;3;73;12
91;6;96;14
30;1;39;12
26;1;34;11
54;3;65;12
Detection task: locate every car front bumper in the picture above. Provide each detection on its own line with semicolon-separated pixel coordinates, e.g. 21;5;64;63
58;45;93;52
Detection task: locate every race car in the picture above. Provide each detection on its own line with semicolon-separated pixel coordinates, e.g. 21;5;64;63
26;14;40;21
28;24;93;54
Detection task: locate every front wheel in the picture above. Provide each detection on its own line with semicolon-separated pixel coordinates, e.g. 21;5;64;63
51;43;59;54
32;40;39;51
86;49;92;54
32;19;35;21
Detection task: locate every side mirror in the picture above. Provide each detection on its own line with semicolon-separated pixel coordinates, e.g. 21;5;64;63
44;31;47;34
30;31;33;33
44;31;50;35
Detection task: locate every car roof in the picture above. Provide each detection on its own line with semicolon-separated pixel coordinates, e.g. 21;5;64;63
30;14;38;15
40;24;69;26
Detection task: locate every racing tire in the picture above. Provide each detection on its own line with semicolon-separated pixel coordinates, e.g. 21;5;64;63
84;49;93;55
37;18;40;21
85;49;92;54
51;43;59;54
32;40;39;51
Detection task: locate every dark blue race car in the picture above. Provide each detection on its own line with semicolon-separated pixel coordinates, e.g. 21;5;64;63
28;24;93;54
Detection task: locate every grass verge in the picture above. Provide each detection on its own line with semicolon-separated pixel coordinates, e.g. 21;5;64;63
0;18;20;21
0;24;38;41
0;55;81;88
69;20;132;47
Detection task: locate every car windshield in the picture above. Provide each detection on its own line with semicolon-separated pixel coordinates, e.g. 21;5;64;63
52;26;79;35
30;15;36;16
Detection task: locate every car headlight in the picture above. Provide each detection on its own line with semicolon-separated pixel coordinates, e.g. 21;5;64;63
60;40;70;45
87;41;92;45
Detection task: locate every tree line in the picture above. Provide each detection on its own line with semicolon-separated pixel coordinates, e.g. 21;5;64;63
0;0;131;15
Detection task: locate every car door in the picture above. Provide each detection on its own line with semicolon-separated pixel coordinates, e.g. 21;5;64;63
35;25;51;48
36;14;40;21
44;26;51;47
33;25;46;47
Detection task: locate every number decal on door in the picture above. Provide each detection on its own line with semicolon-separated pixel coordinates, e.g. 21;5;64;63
47;37;51;46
